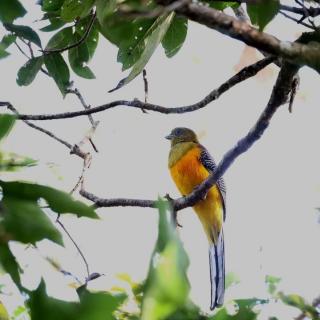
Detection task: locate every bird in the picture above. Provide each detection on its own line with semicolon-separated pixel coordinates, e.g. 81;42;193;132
166;127;226;310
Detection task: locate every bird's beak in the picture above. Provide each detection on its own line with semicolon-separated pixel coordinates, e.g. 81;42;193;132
165;134;174;140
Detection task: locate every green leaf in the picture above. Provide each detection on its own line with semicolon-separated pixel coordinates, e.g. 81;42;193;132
247;0;279;31
1;196;63;245
28;279;126;320
16;56;44;86
141;198;190;320
45;27;73;50
0;181;98;218
0;152;37;172
162;16;188;58
0;0;26;23
265;274;281;295
110;13;174;92
40;18;66;32
95;0;116;24
44;53;70;96
76;18;99;60
209;1;239;10
0;44;9;60
61;0;95;22
100;14;156;71
3;23;42;48
68;19;98;79
225;272;240;290
278;292;318;318
42;0;64;12
0;115;15;142
68;34;95;79
214;298;268;320
1;34;17;50
0;243;21;289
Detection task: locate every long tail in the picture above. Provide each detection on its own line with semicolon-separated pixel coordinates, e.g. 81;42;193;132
209;229;225;310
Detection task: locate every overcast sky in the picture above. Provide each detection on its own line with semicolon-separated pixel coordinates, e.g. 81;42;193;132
1;2;320;318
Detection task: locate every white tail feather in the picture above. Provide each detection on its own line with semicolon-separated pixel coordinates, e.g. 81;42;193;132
209;230;225;310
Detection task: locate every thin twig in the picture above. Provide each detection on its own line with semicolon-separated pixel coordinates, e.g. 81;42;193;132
143;69;149;104
80;63;300;212
6;102;88;159
1;57;275;121
279;11;316;30
43;12;96;54
66;88;96;127
70;154;92;194
14;40;49;76
14;41;30;59
66;88;99;152
56;217;90;279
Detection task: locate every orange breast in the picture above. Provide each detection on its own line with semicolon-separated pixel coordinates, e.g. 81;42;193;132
169;146;223;243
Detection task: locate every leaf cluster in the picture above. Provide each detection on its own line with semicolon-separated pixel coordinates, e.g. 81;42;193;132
0;0;281;95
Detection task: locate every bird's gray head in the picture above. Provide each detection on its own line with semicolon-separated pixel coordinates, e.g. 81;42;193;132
165;127;198;146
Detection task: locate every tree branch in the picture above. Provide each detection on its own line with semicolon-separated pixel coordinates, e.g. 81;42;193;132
170;2;320;71
5;102;89;160
0;56;275;121
80;62;300;211
174;62;299;210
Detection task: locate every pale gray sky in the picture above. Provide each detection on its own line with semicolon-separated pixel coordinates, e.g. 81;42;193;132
1;2;320;318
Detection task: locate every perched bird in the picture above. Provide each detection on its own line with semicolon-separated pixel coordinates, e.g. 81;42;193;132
166;127;226;310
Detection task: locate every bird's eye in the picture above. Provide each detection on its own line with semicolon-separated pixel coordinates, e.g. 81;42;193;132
175;128;182;136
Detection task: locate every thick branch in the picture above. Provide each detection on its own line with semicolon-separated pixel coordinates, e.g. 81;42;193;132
0;57;274;121
80;188;156;208
81;63;299;211
172;2;320;71
174;62;299;210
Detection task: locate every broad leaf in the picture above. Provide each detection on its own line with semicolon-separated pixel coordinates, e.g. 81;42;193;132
0;115;15;142
40;18;66;32
42;0;64;12
16;56;44;86
247;0;279;31
110;13;175;92
1;196;63;245
0;181;98;218
45;27;73;50
0;44;9;60
0;243;21;289
0;152;37;171
76;18;99;60
61;0;95;22
100;14;156;71
28;280;126;320
95;0;116;25
214;298;268;320
68;34;95;79
0;0;26;23
68;19;99;79
162;15;188;58
0;34;16;59
1;34;17;49
278;292;319;319
44;53;70;96
141;198;190;320
3;23;42;48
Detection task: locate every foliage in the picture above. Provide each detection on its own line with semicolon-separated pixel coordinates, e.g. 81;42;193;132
0;0;281;94
0;1;319;320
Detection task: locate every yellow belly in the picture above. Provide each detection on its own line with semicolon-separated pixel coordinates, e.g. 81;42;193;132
169;147;223;243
